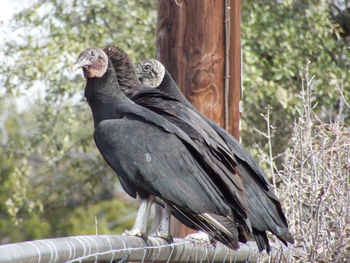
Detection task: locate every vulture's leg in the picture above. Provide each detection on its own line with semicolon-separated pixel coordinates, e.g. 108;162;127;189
155;203;173;242
153;204;162;231
123;195;154;238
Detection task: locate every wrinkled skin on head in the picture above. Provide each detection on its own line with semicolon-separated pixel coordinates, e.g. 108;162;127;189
72;47;108;79
135;58;165;88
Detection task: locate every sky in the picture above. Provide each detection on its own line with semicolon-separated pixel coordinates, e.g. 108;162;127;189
0;0;50;112
0;1;14;42
0;1;15;22
0;0;25;57
0;0;32;40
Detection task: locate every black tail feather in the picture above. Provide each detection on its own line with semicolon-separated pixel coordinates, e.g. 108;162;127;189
253;229;271;253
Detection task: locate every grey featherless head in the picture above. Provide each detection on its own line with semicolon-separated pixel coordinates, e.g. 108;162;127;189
72;47;108;79
136;58;165;88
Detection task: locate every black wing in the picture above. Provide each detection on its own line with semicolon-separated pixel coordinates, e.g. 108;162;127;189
154;70;294;251
94;118;231;216
130;89;249;221
158;69;272;188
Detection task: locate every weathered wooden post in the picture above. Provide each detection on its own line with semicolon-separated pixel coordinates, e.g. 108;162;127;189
156;0;241;237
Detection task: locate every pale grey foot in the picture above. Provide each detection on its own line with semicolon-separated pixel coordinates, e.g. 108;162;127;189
185;231;214;247
123;195;154;238
152;203;173;243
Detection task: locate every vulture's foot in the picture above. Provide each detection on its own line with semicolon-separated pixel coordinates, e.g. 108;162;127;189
185;231;213;247
123;228;147;239
150;231;173;243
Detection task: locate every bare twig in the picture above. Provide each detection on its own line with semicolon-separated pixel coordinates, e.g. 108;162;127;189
265;106;276;187
336;81;350;110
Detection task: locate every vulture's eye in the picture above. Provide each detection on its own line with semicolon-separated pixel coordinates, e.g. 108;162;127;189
91;50;95;56
144;64;152;71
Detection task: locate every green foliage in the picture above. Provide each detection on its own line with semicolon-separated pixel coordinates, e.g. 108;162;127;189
241;0;349;160
66;198;136;236
0;0;156;243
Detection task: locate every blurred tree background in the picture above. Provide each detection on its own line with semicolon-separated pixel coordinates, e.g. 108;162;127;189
241;0;349;163
0;0;156;243
0;0;348;244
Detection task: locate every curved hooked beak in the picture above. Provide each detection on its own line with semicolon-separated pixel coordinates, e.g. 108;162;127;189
71;57;91;72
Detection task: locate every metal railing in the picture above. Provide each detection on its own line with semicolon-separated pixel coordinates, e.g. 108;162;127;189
0;235;260;263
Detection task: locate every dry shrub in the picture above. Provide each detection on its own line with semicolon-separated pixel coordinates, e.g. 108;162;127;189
255;71;350;262
278;116;350;262
261;83;350;262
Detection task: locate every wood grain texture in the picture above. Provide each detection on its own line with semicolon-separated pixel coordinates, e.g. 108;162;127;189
156;0;241;237
229;0;241;139
157;0;225;126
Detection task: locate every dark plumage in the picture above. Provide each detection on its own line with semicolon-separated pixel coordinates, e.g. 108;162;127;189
73;47;252;250
135;58;295;252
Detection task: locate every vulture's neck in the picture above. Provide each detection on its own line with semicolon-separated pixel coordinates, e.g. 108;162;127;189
158;70;190;107
84;63;127;126
113;56;142;97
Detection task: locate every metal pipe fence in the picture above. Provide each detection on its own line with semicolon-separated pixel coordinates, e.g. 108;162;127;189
0;235;261;263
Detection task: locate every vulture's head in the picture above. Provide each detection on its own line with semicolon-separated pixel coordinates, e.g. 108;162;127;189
136;58;165;88
72;47;108;79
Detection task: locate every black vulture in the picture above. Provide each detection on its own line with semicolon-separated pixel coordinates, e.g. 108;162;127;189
72;47;251;250
134;58;294;252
